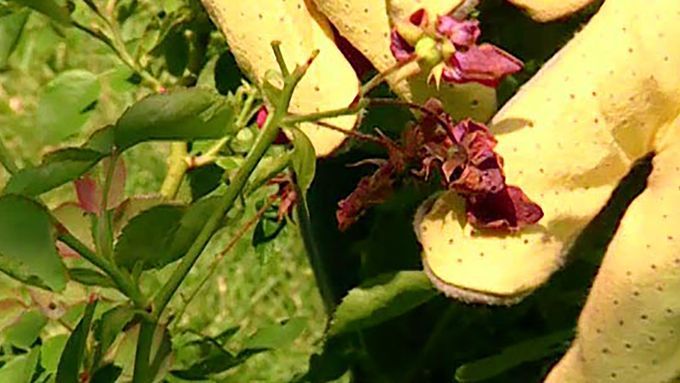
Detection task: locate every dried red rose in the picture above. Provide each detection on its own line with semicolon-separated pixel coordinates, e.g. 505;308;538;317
336;98;543;233
268;174;299;221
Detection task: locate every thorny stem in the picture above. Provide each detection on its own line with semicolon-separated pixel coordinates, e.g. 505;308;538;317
58;231;146;308
283;98;368;126
369;97;453;132
172;198;273;330
360;56;419;96
152;44;316;318
191;91;259;168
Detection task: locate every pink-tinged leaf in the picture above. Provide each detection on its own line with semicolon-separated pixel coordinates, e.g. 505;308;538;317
443;44;523;87
56;241;80;259
74;177;101;214
103;156;126;209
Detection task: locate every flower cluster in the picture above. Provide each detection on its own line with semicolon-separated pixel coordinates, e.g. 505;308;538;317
336;99;543;232
390;9;523;87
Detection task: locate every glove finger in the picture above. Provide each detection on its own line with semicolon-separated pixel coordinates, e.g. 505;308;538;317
202;0;359;156
416;0;680;303
314;0;497;121
507;0;599;22
546;122;680;383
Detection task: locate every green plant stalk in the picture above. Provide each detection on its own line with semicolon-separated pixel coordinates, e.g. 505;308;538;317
152;46;315;316
131;45;317;383
283;98;368;125
58;232;146;307
159;142;189;199
0;138;18;175
132;320;155;383
172;198;273;330
296;191;336;313
191;91;258;168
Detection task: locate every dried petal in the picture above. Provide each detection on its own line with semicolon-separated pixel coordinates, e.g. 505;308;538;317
436;16;480;48
390;30;415;63
443;44;523;87
466;185;543;231
337;164;397;231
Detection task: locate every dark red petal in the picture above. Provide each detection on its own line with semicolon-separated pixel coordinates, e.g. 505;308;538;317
436;16;480;48
409;8;428;27
390;30;415;63
465;186;543;232
443;44;523;87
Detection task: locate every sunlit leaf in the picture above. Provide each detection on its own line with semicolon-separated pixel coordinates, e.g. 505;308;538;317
68;268;115;288
328;271;437;337
40;334;69;374
290;127;316;193
0;195;67;291
0;346;39;382
0;10;29;69
114;88;236;150
244;317;306;350
4;148;105;196
4;309;47;349
37;70;101;145
10;0;70;24
113;204;185;270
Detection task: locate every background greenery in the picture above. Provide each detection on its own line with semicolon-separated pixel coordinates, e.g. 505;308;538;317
0;1;326;381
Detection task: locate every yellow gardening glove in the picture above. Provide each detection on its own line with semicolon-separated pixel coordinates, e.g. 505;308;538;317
314;0;498;122
416;0;680;381
200;0;359;157
507;0;599;22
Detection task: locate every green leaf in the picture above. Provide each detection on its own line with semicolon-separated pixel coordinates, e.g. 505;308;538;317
0;10;29;69
37;70;101;145
113;204;185;270
328;271;437;338
4;148;105;196
454;330;573;382
163;27;189;76
244;152;290;195
4;309;47;349
170;349;262;380
163;197;221;265
290;127;316;193
68;268;114;288
0;346;39;383
83;125;115;155
10;0;70;24
187;163;223;201
214;50;242;95
244;317;306;350
90;364;122;383
93;305;135;363
114;88;236;150
56;299;97;383
40;334;69;374
0;195;67;291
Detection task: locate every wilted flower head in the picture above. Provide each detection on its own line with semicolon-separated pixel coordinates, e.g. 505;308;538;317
336;98;542;233
390;9;523;87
